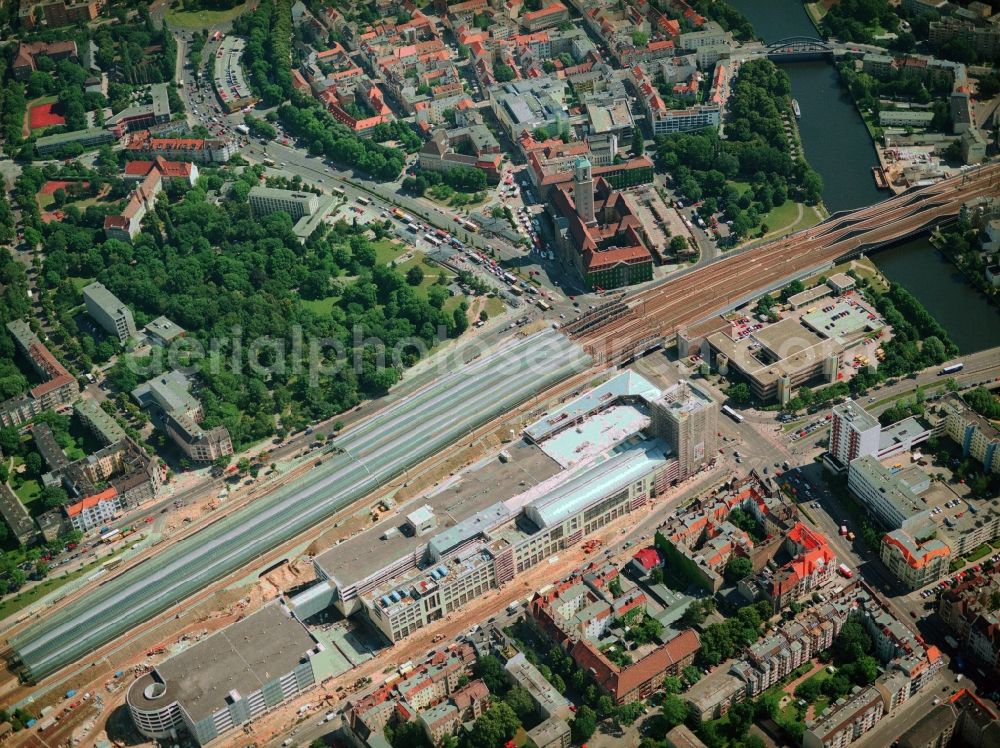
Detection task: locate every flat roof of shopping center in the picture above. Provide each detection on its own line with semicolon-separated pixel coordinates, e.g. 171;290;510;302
524;371;659;443
313;439;561;589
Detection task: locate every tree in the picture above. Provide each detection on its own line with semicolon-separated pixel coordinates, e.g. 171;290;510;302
25;451;42;476
387;720;429;748
467;702;520;748
616;701;644;725
726;382;752;405
494;64;515;83
632;30;649;46
661;694;687;729
609;576;624;597
795;677;822;703
833;620;872;662
405;265;424;286
724;555;753;582
0;426;22;455
503;687;536;724
570;705;597;742
670;235;689;253
631;129;644;157
682;665;702;686
474;654;508;694
662;675;683;694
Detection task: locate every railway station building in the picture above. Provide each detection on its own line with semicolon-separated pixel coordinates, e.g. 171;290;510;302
308;372;717;644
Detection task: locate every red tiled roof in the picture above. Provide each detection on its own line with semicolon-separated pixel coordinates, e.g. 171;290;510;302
522;1;566;21
66;486;118;517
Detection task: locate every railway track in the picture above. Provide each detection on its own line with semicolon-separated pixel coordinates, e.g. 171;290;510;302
573;164;1000;364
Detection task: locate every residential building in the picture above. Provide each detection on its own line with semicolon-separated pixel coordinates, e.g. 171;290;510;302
902;0;949;16
881;528;951;590
941;393;1000;473
505;652;572;720
527;716;572;748
53;437;162;531
929;17;1000;59
126;131;235;164
131;370;233;464
847;455;932;532
40;0;101;27
0;484;38;545
0;320;79;427
682;672;746;721
82;282;136;343
803;685;885;748
939;568;1000;672
828;399;882;469
732;602;849;696
74;398;127;446
128;601;332;746
65;486;122;532
760;523;836;611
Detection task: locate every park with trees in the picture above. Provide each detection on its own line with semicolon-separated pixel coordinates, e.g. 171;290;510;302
654;60;823;245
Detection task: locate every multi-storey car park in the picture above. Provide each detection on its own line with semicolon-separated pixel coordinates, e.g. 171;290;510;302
10;331;591;682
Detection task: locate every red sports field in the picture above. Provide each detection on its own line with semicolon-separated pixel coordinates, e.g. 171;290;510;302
29;102;65;129
39;180;88;195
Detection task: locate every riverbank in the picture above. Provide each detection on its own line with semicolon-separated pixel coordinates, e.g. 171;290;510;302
803;1;832;31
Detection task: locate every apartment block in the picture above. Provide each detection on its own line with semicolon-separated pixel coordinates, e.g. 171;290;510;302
803;685;884;748
1;320;79;427
828;399;882;469
82;282;136;343
131;370;233;464
942;393;1000;474
881;528;951;590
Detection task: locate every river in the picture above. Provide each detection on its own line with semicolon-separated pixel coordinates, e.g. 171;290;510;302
728;0;1000;352
728;0;884;212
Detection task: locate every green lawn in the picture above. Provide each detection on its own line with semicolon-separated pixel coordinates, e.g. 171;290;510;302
299;295;341;316
165;2;247;28
15;478;41;510
69;276;96;291
484;296;505;318
373;238;405;265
